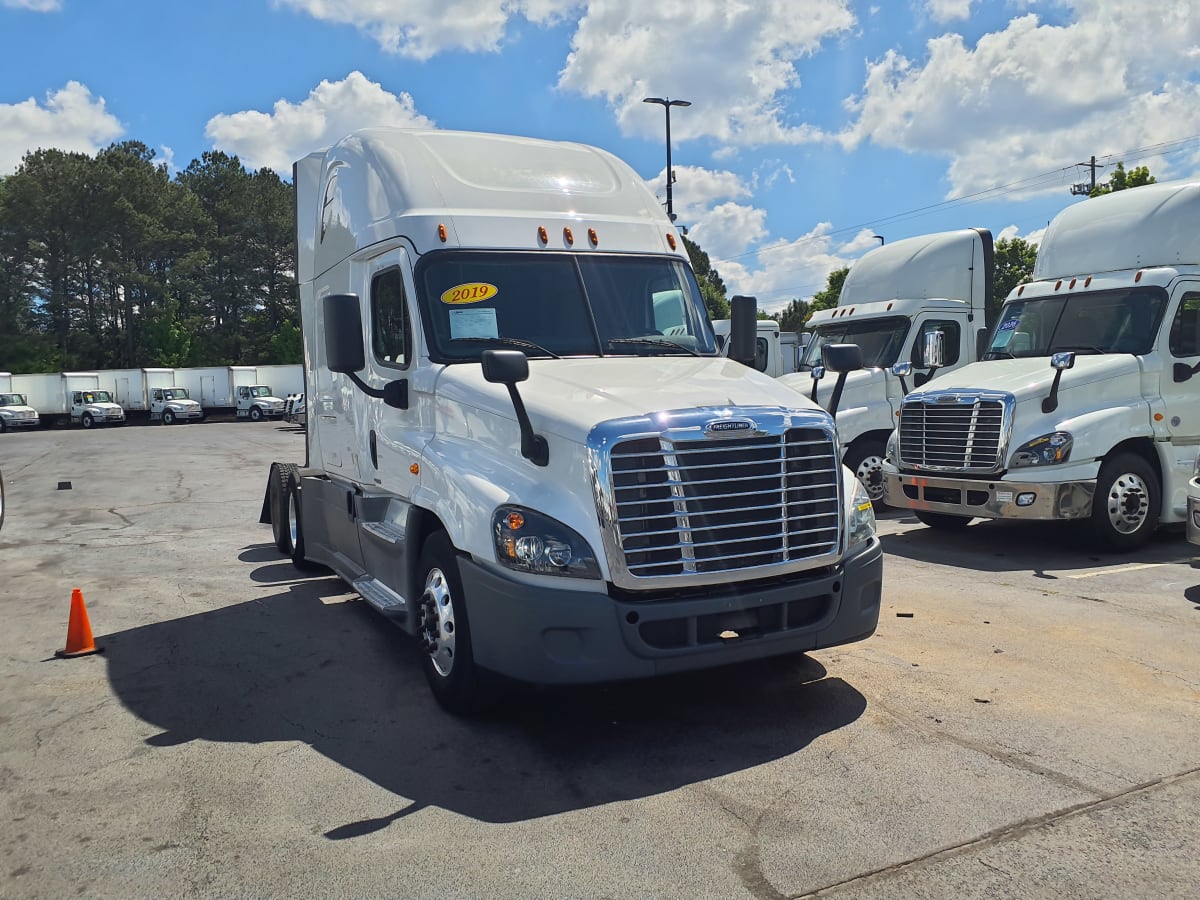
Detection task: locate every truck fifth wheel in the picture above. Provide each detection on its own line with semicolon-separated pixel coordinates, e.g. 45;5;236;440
261;128;883;710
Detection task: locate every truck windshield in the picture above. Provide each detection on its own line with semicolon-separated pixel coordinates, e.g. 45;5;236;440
0;394;26;406
416;251;717;362
800;316;909;369
82;391;113;403
250;386;272;397
984;287;1167;359
163;389;189;400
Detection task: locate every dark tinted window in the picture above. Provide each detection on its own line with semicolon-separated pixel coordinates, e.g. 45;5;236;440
913;319;961;367
1169;293;1200;357
371;268;410;368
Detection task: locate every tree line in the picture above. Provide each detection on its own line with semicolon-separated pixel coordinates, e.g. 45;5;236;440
0;142;298;375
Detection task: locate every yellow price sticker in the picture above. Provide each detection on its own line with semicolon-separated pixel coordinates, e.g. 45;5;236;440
440;282;498;305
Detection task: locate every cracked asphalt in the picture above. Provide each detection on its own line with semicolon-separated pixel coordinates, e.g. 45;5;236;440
1;423;1197;898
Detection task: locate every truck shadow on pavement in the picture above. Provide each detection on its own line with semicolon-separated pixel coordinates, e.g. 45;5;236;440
101;550;867;831
876;509;1190;576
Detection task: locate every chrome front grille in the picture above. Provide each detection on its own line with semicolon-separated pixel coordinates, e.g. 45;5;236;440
591;410;842;589
898;392;1012;472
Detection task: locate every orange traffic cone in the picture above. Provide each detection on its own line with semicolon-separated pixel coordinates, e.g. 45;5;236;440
55;588;101;658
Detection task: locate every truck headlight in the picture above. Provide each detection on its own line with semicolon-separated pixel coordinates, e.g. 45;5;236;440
1010;432;1072;468
848;479;877;549
493;506;601;579
885;429;899;465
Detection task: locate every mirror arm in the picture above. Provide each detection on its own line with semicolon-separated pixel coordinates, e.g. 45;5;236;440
1041;370;1066;414
505;385;549;467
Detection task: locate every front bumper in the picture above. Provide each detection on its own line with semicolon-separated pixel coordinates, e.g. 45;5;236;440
1187;479;1200;546
884;468;1094;521
460;541;883;686
0;417;38;428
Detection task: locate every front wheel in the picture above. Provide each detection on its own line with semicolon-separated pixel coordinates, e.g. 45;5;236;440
162;409;176;425
914;510;972;530
844;439;887;506
81;413;94;429
249;406;264;422
1089;452;1160;551
417;532;482;713
270;463;298;555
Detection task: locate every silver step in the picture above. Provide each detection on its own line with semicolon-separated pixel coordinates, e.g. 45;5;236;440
361;521;406;545
352;576;408;619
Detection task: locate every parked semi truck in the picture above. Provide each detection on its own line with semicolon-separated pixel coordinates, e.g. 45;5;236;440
260;127;882;710
777;228;993;503
883;182;1200;550
712;319;805;377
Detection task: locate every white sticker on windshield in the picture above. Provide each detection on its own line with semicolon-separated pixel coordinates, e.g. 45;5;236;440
449;307;498;340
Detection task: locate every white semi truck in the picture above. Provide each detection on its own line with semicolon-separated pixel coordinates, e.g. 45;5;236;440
779;229;993;503
0;373;40;432
883;182;1200;550
260;127;882;710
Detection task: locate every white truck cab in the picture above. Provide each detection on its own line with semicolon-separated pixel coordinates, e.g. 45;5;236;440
0;392;39;432
150;387;204;424
712;319;803;377
262;127;882;710
779;229;993;503
236;384;285;421
884;182;1200;550
71;390;126;428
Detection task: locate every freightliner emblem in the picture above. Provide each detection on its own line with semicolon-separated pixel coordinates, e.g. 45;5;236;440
705;418;756;437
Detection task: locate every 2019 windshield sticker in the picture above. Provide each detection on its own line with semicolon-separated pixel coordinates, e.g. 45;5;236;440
441;282;498;305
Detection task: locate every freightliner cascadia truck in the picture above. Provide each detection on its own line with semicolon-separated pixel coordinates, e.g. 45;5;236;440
261;128;882;710
883;181;1200;551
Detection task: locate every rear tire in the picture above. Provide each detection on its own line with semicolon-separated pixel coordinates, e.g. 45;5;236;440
1089;452;1160;551
914;510;972;530
270;463;298;554
417;532;482;714
286;474;319;570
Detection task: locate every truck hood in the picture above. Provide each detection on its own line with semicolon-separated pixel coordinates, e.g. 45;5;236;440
82;402;123;413
434;357;825;443
0;404;37;416
905;355;1142;404
166;399;202;409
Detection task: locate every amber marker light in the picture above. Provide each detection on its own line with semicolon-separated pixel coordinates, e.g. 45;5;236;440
538;226;548;244
505;511;525;530
563;227;574;245
410;463;420;475
1085;276;1093;287
1154;413;1164;421
1069;278;1077;289
666;233;677;250
588;228;599;246
1135;270;1143;282
437;223;448;242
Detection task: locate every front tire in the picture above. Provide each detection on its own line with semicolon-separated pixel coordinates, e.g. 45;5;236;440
162;409;176;425
417;532;481;713
914;510;972;530
249;406;264;422
286;474;319;571
845;438;887;506
81;413;94;429
1089;452;1160;551
270;463;297;555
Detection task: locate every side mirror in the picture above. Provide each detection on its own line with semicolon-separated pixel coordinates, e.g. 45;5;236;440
729;295;758;366
1042;351;1076;414
324;294;365;374
923;330;945;369
821;342;863;373
890;362;913;378
975;327;989;361
1051;350;1076;371
481;349;530;385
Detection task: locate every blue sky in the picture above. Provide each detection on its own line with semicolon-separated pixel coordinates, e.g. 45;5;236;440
3;0;1199;314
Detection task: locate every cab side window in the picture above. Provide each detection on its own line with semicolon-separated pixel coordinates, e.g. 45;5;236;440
372;268;411;369
754;337;769;372
1169;292;1200;357
912;319;961;367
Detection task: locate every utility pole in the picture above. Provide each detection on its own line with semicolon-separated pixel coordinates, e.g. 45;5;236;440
1070;155;1107;196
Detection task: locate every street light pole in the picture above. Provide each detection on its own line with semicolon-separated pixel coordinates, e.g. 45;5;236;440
643;96;691;222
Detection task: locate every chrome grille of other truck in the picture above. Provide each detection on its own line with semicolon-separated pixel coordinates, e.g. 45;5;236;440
589;409;842;590
898;391;1013;473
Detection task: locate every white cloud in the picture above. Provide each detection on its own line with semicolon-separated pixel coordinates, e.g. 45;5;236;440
924;0;972;23
2;0;61;10
997;223;1045;245
205;72;435;172
841;3;1200;197
560;0;856;146
0;82;124;173
273;0;580;60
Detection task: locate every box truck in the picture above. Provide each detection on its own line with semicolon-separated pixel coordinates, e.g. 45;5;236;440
0;373;40;431
883;182;1200;550
260;128;882;710
62;373;126;428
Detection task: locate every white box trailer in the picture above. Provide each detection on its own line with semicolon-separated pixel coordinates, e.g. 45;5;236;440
61;372;126;428
175;366;233;409
260;127;882;711
100;368;148;411
884;182;1200;550
256;364;304;399
12;372;67;416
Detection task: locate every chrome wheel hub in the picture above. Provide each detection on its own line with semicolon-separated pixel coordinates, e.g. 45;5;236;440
1105;472;1149;534
420;567;456;677
854;454;886;503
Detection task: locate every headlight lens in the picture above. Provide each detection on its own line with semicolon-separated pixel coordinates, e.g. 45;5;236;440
492;506;601;579
885;429;899;465
848;479;877;549
1010;432;1073;468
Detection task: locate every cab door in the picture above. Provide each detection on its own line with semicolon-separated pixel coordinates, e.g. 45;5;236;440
1159;284;1200;506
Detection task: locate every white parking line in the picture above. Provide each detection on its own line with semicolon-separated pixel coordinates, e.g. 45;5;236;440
1065;563;1165;579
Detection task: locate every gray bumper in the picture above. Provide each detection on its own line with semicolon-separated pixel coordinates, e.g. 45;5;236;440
884;470;1094;521
1;418;38;428
1187;483;1200;546
460;541;883;686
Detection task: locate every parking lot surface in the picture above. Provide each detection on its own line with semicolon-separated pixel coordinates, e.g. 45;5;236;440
1;424;1197;898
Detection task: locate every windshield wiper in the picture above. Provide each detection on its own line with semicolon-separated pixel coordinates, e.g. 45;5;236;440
607;337;700;356
451;337;561;359
1052;344;1105;355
